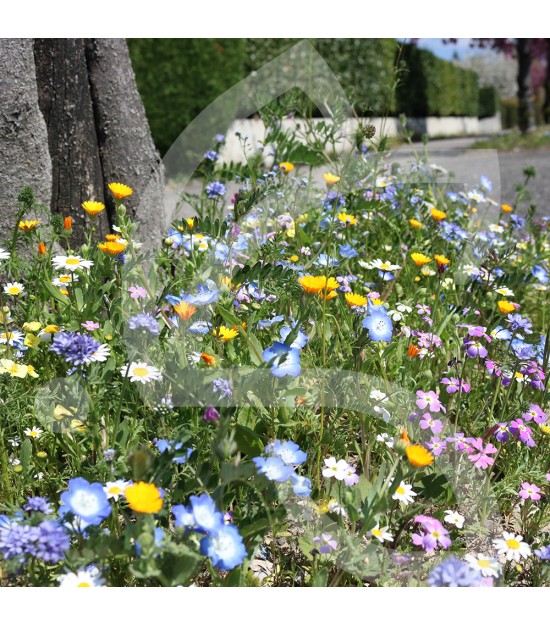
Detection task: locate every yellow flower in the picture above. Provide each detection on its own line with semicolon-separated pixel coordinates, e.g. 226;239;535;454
299;275;339;294
173;301;197;321
497;300;516;314
411;253;432;266
18;220;40;232
279;162;295;173
289;255;299;263
406;444;434;467
23;321;42;333
24;334;41;348
430;208;447;221
98;241;127;255
185;217;195;229
501;203;513;213
43;324;60;334
409;219;423;229
82;201;105;216
323;173;341;185
434;254;451;266
337;212;357;226
540;424;550;435
125;482;163;514
213;326;239;341
345;292;367;307
370;298;385;306
108;182;133;200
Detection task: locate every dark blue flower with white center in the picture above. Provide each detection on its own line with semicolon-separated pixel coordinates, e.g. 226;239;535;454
290;473;312;497
189;494;224;533
129;313;160;336
428;557;483;587
262;342;301;378
59;478;111;526
206;181;226;199
339;243;357;258
279;325;308;349
266;440;307;466
200;523;247;571
252;456;295;482
362;311;393;342
50;332;101;366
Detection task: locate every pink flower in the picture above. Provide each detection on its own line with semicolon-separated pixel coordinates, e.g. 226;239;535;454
81;320;100;332
519;482;542;501
128;285;147;299
467;438;497;470
419;413;444;434
416;390;446;414
522;403;547;424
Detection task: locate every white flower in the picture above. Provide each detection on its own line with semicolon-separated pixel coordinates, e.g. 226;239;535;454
0;248;10;261
494;286;514;297
369;389;388;403
24;426;43;439
370;524;393;543
103;480;131;501
52;255;94;272
376;433;394;449
444;510;465;529
8;437;20;448
58;566;105;588
3;282;24;296
465;553;501;578
52;274;79;286
88;344;111;363
493;532;531;562
489;224;505;234
327;499;347;517
120;361;162;384
364;259;401;272
322;457;349;481
0;330;24;346
391;481;417;505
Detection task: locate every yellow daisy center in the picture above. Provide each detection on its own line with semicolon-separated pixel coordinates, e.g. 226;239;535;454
478;559;491;568
77;582;91;588
65;258;80;265
506;539;520;550
132;367;149;377
396;486;405;495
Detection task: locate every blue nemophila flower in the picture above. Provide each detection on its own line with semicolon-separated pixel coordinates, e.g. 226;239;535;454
339;243;357;258
59;478;111;526
206;181;226;199
490;325;512;341
187;321;213;335
266;440;307;466
128;313;160;336
262;342;301;378
155;439;193;464
314;253;339;268
362;311;393;342
257;315;285;329
166;281;219;308
200;523;247;571
172;504;196;530
50;332;100;365
428;557;483;587
253;456;295;482
189;494;224;533
290;473;312;497
532;264;549;284
280;325;308;349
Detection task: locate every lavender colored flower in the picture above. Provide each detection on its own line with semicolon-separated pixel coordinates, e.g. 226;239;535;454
0;522;39;560
313;533;338;554
494;423;510;443
426;437;447;456
509;418;535;447
416;390;446;413
463;338;488;359
50;332;100;365
506;314;533;334
535;545;550;560
522;403;547;424
24;496;52;515
203;405;220;421
213;377;233;399
128;313;160;336
128;285;147;299
103;449;116;462
206;181;226;199
33;520;70;563
428;557;483;587
419;413;444;434
440;377;470;394
203;150;219;162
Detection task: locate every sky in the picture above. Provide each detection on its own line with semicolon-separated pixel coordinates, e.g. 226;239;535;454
400;38;479;60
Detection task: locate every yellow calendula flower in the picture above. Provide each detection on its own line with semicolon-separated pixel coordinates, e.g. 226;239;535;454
497;300;516;314
98;241;127;256
108;182;133;200
540;424;550;435
299;275;339;294
82;201;105;216
319;290;338;301
430;208;447;221
289;255;299;263
411;253;432;266
213;326;239;342
501;203;513;213
18;220;40;232
406;444;434;468
409;218;423;229
337;212;357;226
345;293;367;308
125;482;163;514
279;162;295;173
173;301;197;321
434;254;451;266
370;298;385;306
323;173;341;185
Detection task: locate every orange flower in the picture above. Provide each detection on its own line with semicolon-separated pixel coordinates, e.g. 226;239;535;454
213;326;239;341
407;344;421;358
319;290;338;301
400;428;411;446
201;352;216;366
37;242;47;255
501;203;513;213
299;275;339;294
98;241;126;256
411;253;432;266
125;482;163;514
434;254;451;266
18;220;40;232
82;201;105;216
345;292;367;308
406;444;434;467
108;182;133;200
497;300;516;314
63;216;73;230
409;219;423;229
323;173;341;185
279;162;295;173
430;208;447;221
174;301;197;321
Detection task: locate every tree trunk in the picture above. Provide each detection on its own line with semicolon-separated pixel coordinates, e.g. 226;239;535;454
33;39;110;244
85;39;166;251
517;38;535;133
544;39;550;124
0;39;52;241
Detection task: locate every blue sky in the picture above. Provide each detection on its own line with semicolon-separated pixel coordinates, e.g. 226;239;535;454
398;38;478;60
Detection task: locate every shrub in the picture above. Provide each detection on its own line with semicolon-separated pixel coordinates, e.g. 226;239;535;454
479;86;500;118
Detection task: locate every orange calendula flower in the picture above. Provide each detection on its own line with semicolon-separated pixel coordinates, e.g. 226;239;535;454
337;212;357;226
18;220;40;232
63;216;73;230
98;241;126;256
345;292;367;308
409;219;423;229
37;242;47;255
407;344;421;358
497;300;517;314
185;217;195;229
108;182;133;200
174;301;197;321
406;444;434;467
323;173;341;185
299;275;338;294
501;203;513;213
82;201;105;216
125;482;163;514
201;352;216;366
400;428;411;446
411;253;432;266
213;326;239;341
430;208;447;221
279;162;295;173
434;254;451;266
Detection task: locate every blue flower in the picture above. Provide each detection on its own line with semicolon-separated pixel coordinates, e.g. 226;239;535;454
266;440;307;466
290;473;312;497
129;313;160;336
252;456;295;482
24;496;52;515
279;325;308;349
203;150;219;162
362;311;393;342
206;181;226;199
59;478;111;526
187;321;213;335
50;332;101;366
532;264;549;284
491;325;512;341
428;557;483;587
33;520;70;563
509;214;526;230
172;505;196;530
339;243;357;259
262;342;302;378
185;282;220;306
189;494;224;533
200;523;247;571
155;439;192;464
257;315;285;329
506;314;533;334
314;253;339;268
135;527;165;556
480;175;492;192
0;522;39;560
535;545;550;560
213;377;233;399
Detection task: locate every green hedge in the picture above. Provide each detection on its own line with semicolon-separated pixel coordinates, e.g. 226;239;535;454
478;86;500;118
396;44;479;117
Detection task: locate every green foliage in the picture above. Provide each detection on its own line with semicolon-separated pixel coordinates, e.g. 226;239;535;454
478;86;500;119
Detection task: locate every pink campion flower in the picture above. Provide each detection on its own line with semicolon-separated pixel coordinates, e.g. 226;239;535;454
416;390;446;413
128;285;147;299
426;437;447;456
440;377;471;394
519;482;542;501
509;419;535;447
420;413;444;434
522;403;547;424
467;438;497;469
81;320;100;332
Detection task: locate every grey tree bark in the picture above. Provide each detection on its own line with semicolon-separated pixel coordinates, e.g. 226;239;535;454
0;39;52;243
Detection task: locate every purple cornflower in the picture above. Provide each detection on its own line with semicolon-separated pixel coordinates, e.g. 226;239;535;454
506;314;533;334
535;545;550;560
427;437;447;456
428;557;483;587
509;418;535;447
128;285;147;299
419;413;444;434
81;320;100;332
440;377;470;394
206;181;226;199
50;332;100;366
23;496;52;515
203;405;220;421
128;313;160;336
412;515;451;553
313;533;338;554
33;520;70;563
519;482;541;501
522;403;547;424
463;338;488;359
467;438;497;469
416;390;446;414
213;377;233;399
203;150;219;162
0;522;39;560
494;423;510;443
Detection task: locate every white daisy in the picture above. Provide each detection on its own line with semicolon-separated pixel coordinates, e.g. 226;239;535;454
103;480;131;501
57;566;105;588
391;481;417;505
0;248;10;261
363;259;401;272
52;274;79;286
322;457;349;481
120;361;163;384
465;553;502;578
376;433;394;449
494;286;514;297
444;510;465;529
3;282;25;296
370;524;393;543
493;531;532;562
88;343;111;363
52;255;94;272
24;426;43;439
0;330;24;346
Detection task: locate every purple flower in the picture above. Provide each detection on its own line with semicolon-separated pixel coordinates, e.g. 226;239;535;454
50;332;100;366
428;557;483;587
446;432;471;452
467;438;497;469
128;313;160;336
463;338;488;359
416;390;446;413
203;406;220;421
440;377;470;394
412;515;451;552
535;545;550;560
213;377;233;400
33;520;70;563
23;496;52;515
519;482;541;501
509;418;535;447
203;150;219;162
419;413;444;434
506;314;533;334
0;522;39;560
494;423;510;443
457;324;491;341
522;403;547;424
426;437;447;456
206;181;226;199
313;533;338;554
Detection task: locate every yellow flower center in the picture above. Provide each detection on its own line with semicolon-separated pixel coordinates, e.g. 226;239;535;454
478;559;491;568
65;258;80;265
396;486;405;495
132;367;149;377
77;582;91;587
506;539;520;550
372;528;382;537
7;287;20;294
109;486;122;495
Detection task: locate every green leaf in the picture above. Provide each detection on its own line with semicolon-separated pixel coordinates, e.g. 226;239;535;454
41;280;70;305
311;567;329;587
20;439;32;476
233;424;264;458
